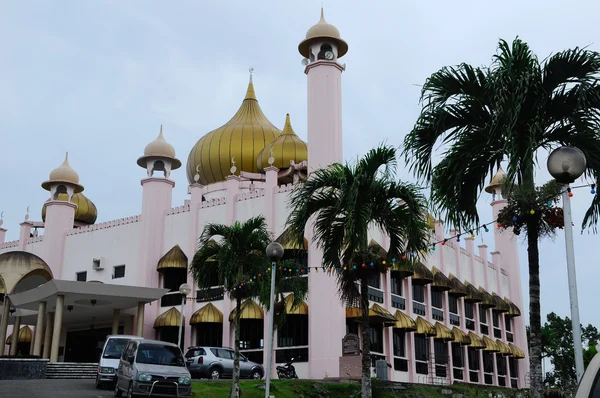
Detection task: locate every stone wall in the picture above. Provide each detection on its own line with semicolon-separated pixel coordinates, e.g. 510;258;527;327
0;358;48;380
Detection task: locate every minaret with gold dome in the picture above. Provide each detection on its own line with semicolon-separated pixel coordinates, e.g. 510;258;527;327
300;8;348;379
186;72;281;185
40;152;83;277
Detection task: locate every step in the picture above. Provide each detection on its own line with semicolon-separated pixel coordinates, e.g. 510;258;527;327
46;362;99;379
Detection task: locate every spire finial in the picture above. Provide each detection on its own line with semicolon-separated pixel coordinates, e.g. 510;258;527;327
245;68;257;100
64;151;69;164
0;211;4;228
249;67;254;84
159;124;163;138
320;6;325;21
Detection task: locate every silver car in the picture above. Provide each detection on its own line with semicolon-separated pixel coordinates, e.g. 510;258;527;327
184;346;264;380
115;339;192;397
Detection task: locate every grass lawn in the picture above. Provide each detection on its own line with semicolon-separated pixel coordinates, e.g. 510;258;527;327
192;379;528;397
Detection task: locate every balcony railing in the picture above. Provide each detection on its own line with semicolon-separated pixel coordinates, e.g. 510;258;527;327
391;294;405;310
161;292;183;307
449;313;460;326
413;302;426;316
368;287;384;304
432;308;444;321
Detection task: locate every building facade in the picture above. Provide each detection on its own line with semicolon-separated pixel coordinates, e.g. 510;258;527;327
0;9;529;388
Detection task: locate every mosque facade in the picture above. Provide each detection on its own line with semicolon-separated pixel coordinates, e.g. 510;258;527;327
0;10;529;387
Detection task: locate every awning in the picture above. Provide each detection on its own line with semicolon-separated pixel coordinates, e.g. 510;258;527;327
390;257;414;279
483;336;500;352
504;297;522;318
508;343;526;359
478;287;496;309
464;282;483;303
154;307;184;328
157;245;188;272
496;339;512;356
492;293;510;313
451;327;471;345
414;316;436;336
190;303;223;324
467;332;486;349
431;267;452;292
283;294;308;315
275;229;308;251
6;326;33;344
346;303;397;326
392;310;417;332
229;299;264;322
411;262;433;285
448;274;468;297
434;322;454;341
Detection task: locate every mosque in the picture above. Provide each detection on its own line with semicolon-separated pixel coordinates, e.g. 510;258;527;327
0;9;528;387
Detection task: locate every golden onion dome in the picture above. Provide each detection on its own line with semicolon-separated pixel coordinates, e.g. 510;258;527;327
41;152;84;193
257;114;307;172
137;125;181;170
42;192;98;225
485;167;507;194
299;8;348;59
186;76;281;185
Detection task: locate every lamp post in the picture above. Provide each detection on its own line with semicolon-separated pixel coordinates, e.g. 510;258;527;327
265;242;284;398
177;283;192;350
547;146;587;382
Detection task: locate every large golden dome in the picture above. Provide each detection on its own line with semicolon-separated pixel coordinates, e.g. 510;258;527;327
257;114;307;172
42;192;98;225
186;77;281;185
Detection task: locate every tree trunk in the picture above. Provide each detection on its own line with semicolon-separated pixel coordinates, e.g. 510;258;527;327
527;224;543;397
360;277;372;398
230;297;242;398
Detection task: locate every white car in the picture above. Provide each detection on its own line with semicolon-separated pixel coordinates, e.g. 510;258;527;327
575;344;600;397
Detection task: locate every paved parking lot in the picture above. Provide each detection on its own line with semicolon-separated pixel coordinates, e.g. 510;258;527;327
0;379;114;397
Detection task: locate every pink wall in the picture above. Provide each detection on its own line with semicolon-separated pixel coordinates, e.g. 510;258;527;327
42;201;76;278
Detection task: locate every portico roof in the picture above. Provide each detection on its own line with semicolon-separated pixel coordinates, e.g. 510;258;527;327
8;280;169;326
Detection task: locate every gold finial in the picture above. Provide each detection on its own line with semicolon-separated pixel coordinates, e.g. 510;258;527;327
245;68;256;100
249;67;254;83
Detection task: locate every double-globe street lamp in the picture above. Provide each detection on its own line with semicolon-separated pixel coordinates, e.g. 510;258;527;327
178;283;192;349
264;242;284;398
547;146;587;382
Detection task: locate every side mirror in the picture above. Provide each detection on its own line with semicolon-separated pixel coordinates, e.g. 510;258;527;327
242;357;248;362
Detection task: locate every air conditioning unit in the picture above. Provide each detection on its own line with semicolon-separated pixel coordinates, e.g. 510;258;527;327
92;257;105;271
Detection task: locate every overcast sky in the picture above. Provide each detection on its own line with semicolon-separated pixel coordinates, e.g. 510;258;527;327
1;0;599;330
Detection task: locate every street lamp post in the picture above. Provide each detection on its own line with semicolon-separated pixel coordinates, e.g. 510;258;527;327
265;242;284;398
547;146;587;382
178;283;192;350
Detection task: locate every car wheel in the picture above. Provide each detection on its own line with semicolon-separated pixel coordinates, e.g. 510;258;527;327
114;381;122;397
252;370;262;380
210;367;221;380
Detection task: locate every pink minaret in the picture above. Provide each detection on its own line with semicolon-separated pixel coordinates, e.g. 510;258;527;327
299;8;348;378
485;168;530;385
41;153;82;278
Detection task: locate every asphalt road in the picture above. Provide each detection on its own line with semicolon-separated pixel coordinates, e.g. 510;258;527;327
0;379;115;397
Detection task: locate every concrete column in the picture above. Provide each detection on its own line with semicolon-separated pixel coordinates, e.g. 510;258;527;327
112;309;120;335
0;298;10;355
124;315;134;335
50;295;64;362
42;313;54;359
33;301;46;356
136;302;145;337
10;316;21;355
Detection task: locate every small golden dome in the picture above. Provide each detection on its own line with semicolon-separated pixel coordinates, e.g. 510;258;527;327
485;167;507;194
186;76;281;185
41;152;84;193
42;192;98;225
257;114;308;172
299;8;348;59
137;125;181;170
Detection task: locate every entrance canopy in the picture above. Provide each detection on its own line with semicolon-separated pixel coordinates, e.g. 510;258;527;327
8;279;168;326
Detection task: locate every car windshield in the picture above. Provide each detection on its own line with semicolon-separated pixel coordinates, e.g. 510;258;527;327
136;343;185;367
102;338;131;359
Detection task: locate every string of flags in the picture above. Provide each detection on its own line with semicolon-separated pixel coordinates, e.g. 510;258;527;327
192;183;596;302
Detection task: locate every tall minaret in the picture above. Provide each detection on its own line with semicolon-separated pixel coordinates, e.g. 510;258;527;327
299;7;347;170
299;8;348;379
485;168;529;386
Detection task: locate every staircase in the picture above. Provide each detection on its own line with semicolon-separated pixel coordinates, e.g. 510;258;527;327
46;362;98;379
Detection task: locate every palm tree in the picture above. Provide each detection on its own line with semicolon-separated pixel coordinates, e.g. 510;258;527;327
402;37;600;396
190;216;270;398
286;145;430;398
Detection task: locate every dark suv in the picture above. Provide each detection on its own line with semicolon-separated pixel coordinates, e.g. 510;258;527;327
184;346;264;380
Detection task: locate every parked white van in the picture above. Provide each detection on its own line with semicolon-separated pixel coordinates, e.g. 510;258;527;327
96;335;143;389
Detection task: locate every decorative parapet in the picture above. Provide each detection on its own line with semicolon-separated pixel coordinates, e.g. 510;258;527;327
66;215;141;236
237;189;265;201
460;247;469;256
500;268;508;276
474;255;484;264
200;197;226;209
0;240;19;250
166;204;191;215
487;261;496;270
27;235;44;244
276;183;295;193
